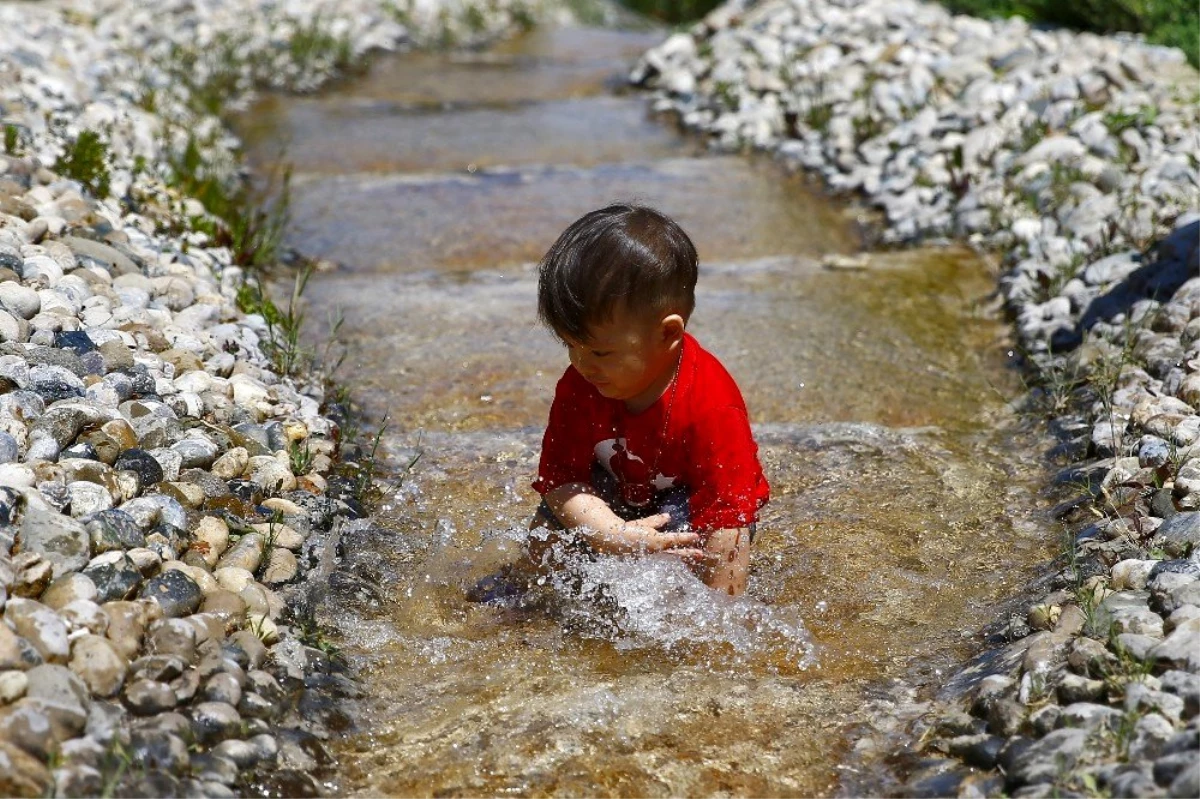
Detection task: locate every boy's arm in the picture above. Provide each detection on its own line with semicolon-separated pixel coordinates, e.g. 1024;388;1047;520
542;483;701;555
695;527;752;596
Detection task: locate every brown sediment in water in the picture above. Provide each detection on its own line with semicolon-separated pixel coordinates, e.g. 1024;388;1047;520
236;23;1055;797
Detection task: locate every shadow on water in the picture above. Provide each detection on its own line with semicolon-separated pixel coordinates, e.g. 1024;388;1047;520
235;21;1057;798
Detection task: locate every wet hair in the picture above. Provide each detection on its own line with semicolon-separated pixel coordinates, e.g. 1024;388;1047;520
537;203;698;342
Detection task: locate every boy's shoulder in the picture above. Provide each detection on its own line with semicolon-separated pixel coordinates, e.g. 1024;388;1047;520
682;334;748;412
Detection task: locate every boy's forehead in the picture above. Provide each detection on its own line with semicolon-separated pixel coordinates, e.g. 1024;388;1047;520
572;309;654;344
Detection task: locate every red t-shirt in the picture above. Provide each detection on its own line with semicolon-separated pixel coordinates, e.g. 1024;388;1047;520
532;333;769;532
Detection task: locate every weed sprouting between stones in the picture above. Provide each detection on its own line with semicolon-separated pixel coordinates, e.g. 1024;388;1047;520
54;128;112;199
3;123;22;155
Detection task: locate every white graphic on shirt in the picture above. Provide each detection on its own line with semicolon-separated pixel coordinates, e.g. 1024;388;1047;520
595;438;676;491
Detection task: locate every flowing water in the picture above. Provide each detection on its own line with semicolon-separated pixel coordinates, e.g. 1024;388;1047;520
236;21;1057;797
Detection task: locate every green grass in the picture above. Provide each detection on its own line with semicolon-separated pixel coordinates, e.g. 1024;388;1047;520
164;131;292;271
55;129;112;199
935;0;1199;67
3;124;21;155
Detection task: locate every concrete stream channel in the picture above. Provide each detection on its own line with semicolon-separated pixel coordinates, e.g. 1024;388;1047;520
235;20;1061;797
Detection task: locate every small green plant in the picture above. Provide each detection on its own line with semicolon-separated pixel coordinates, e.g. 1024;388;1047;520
288;13;355;74
296;613;343;660
98;738;137;799
55;129;112;198
462;4;487;33
289;437;315;475
353;415;392;503
3;124;21;155
165;131;292;271
1104;105;1158;137
235;258;313;377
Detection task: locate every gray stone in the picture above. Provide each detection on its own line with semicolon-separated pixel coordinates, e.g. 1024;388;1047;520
1149;619;1200;671
246;733;278;763
203;672;242;707
147;618;198;662
1155;512;1200;555
0;699;61;760
23;662;87;705
144;494;189;530
211;737;260;768
82;552;143;603
172;437;219;469
190;752;240;786
28;365;85;402
39;572;97;609
112;502;161;537
82;509;146;554
149;447;183;483
140;569;202;618
1160;670;1200;716
112;449;163;491
0;739;52;797
1128;713;1176;761
0;432;18;464
4;598;69;663
83;699;127;747
1057;702;1124;731
16;505;90;578
68;634;127;697
123;678;177;715
0;282;41;319
216;533;264;573
1169;760;1199;799
59;598;108;636
51;763;102;798
1007;728;1089;786
129;728;190;773
0;621;43;670
1139;435;1173;468
1154;751;1197;789
67;481;113;518
190;700;241;743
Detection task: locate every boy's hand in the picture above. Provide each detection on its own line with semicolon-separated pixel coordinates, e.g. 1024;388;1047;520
609;511;700;554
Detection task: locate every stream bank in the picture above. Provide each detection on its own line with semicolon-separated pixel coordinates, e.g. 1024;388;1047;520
633;0;1199;795
0;0;564;796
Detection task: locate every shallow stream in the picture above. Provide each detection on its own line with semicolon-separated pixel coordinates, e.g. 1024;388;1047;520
237;22;1056;796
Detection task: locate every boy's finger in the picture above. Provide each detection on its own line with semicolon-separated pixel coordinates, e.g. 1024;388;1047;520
633;512;673;529
655;531;700;548
660;547;707;563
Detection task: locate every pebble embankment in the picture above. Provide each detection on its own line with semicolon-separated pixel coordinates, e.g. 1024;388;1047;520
0;0;558;796
632;0;1199;795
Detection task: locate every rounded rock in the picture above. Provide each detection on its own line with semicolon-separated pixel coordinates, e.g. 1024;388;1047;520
40;572;98;610
190;700;242;744
112;449;163;492
140;569;202;618
68;634;128;698
122;678;177;715
82;552;143;603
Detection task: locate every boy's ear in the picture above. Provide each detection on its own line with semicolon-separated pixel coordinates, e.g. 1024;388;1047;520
660;313;686;345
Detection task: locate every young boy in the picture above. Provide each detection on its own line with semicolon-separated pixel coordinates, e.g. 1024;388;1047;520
518;203;770;597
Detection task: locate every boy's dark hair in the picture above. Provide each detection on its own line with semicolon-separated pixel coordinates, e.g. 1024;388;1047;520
537;203;698;342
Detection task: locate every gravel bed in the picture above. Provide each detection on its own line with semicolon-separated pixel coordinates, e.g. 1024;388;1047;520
0;0;560;796
631;1;1199;796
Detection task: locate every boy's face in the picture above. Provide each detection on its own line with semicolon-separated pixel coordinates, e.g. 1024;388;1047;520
561;306;685;412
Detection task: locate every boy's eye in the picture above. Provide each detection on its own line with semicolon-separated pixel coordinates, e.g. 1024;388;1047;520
591;350;612;358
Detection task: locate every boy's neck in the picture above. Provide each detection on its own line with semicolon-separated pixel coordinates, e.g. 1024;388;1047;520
624;343;684;415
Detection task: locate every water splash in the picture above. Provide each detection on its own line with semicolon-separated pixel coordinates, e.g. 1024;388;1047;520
494;530;818;672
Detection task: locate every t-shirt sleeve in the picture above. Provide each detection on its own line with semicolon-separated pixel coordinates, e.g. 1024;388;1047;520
531;371;595;496
686;405;769;531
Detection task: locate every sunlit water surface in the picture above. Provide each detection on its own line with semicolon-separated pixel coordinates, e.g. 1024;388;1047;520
237;22;1055;797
